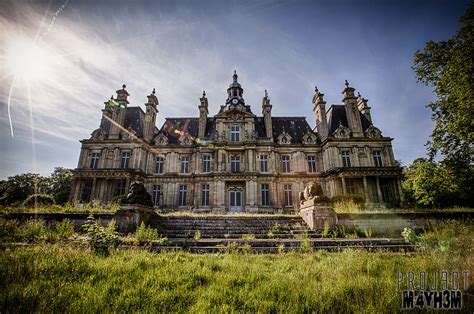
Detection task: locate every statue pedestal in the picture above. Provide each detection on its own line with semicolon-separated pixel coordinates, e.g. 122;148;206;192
114;204;157;233
299;202;337;231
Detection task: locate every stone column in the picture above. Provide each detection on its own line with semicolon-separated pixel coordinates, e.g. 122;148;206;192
376;176;383;203
363;176;369;202
341;176;347;195
397;178;405;207
91;177;97;201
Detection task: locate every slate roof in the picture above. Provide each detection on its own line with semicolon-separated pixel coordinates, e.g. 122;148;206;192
100;106;158;139
327;105;372;136
270;117;314;144
157;116;316;144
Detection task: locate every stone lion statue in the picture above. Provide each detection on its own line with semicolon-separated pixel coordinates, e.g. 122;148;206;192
299;181;327;205
121;181;154;207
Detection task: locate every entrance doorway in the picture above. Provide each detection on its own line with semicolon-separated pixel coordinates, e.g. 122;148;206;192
229;190;243;212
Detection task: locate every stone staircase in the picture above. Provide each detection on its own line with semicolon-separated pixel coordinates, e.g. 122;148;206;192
149;215;414;253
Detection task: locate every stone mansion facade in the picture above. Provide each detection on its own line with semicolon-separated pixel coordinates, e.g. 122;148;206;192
70;72;404;212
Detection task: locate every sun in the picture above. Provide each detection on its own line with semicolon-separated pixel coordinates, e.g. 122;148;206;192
6;37;53;82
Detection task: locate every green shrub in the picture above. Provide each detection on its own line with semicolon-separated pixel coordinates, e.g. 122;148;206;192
48;219;75;240
17;219;47;242
22;194;55;207
82;215;119;255
241;234;255;240
331;194;365;213
135;222;159;244
322;223;330;238
299;233;313;253
401;227;418;245
0;219;19;243
194;230;201;240
277;243;285;254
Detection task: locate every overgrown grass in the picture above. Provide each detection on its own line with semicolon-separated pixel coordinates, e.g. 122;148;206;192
0;244;470;312
0;201;120;214
0;219;75;243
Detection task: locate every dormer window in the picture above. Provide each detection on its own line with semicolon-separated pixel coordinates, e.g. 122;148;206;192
282;137;288;144
231;125;240;142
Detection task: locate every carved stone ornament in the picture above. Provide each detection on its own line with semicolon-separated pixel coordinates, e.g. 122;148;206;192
299;181;329;207
365;126;382;138
121;181;153;207
277;132;292;144
333;125;351;139
90;128;105;140
155;134;168;146
302;132;316;144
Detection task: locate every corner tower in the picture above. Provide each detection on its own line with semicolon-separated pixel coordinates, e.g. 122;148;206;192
342;80;363;137
313;86;328;140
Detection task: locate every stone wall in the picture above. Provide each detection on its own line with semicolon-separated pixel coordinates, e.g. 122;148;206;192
337;211;473;234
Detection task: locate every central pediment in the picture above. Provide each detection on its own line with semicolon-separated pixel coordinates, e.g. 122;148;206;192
215;107;255;119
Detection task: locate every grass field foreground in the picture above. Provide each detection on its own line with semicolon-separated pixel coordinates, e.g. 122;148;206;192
1;242;472;312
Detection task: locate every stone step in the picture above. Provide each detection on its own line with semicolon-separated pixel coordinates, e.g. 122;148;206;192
161;233;321;239
185;245;414;253
166;238;408;247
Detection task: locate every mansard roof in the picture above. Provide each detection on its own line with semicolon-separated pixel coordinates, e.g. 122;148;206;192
269;117;314;144
100;106;159;139
327;105;372;136
156;116;316;144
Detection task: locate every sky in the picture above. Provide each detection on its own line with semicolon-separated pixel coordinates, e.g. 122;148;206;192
0;0;470;179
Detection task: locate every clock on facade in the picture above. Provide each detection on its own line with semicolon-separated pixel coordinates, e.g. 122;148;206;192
232;98;239;104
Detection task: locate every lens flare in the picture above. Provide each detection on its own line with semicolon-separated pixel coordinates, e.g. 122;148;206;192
6;37;53;82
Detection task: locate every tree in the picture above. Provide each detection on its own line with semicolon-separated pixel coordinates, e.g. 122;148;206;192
0;173;49;206
48;167;73;205
413;3;474;165
402;158;464;208
411;3;474;208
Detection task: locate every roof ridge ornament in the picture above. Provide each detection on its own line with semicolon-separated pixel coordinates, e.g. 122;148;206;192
264;89;268;98
152;88;156;95
344;80;349;88
233;70;238;82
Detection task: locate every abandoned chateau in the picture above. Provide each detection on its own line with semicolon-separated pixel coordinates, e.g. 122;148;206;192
70;72;404;212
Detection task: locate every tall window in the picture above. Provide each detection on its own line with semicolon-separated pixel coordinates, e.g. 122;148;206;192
178;185;187;207
307;156;316;173
341;151;351;167
373;151;383;167
231;125;240;142
346;179;356;194
180;156;190;174
115;179;126;195
152;185;161;207
80;180;92;202
284;184;293;207
90;153;100;169
121;152;130;169
231;155;240;173
202;155;211;173
261;184;270;207
155;157;164;174
260;155;268;173
202;184;210;207
282;155;291;173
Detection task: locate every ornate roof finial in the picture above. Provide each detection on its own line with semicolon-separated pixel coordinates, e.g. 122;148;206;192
122;84;126;89
344;80;349;88
357;92;361;98
202;90;206;97
264;89;268;98
315;86;319;93
233;70;238;82
152;88;156;95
